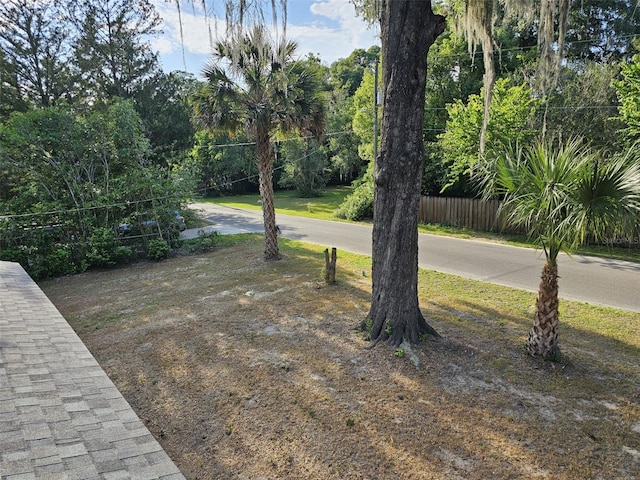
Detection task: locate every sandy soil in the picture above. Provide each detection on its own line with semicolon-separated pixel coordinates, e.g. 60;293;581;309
40;238;640;479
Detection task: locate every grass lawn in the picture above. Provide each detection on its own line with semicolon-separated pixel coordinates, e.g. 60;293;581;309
204;185;355;221
40;235;640;479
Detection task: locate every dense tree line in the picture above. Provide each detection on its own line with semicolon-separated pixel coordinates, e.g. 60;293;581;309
0;0;196;278
2;0;640;290
337;0;640;203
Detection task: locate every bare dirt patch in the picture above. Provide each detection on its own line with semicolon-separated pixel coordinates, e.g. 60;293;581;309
40;237;640;479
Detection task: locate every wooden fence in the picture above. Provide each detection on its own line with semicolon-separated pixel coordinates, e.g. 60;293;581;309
418;196;515;233
418;196;640;243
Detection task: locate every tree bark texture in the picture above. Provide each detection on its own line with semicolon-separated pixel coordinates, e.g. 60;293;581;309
368;1;445;346
527;260;560;359
255;126;280;260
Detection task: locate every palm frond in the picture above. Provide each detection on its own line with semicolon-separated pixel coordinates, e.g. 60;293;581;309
570;144;640;246
193;62;245;134
195;23;326;144
476;136;633;263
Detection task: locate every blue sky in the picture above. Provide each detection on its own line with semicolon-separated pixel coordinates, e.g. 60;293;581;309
151;0;380;75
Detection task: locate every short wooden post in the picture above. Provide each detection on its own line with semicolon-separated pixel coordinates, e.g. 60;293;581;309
324;247;337;285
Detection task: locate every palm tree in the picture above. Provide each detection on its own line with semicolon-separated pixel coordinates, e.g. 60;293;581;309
193;25;326;259
475;138;640;359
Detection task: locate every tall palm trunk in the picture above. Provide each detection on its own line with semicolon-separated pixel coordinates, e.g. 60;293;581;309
528;260;560;359
255;126;279;260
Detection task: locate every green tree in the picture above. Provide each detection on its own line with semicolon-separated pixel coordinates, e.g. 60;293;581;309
1;107;87;213
333;51;381;220
328;46;380;96
0;100;188;277
422;15;534;194
441;0;571;146
193;25;326;259
0;48;28;117
539;60;622;149
134;71;197;164
324;94;364;184
439;78;540;194
446;0;498;154
334;67;378;220
278;137;328;197
189;130;257;196
613;52;640;146
565;1;640;62
72;0;161;103
0;0;75;108
0;100;153;216
351;68;380;162
474;138;640;359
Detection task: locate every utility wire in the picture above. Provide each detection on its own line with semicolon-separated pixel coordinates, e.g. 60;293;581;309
208;130;352;149
0;146;325;221
430;33;640;61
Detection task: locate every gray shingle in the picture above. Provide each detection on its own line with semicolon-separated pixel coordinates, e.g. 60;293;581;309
0;262;185;479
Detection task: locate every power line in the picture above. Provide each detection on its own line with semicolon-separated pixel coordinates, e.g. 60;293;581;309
430;33;640;61
424;105;619;112
0;146;325;221
207;130;352;149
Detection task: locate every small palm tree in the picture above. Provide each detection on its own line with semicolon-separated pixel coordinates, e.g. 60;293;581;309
475;138;640;359
193;25;326;259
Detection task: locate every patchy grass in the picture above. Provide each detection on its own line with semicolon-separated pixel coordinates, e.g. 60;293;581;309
40;236;640;480
81;312;122;331
200;186;354;221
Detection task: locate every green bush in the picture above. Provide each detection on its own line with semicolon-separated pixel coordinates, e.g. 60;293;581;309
183;231;221;253
146;238;170;260
335;162;374;221
0;247;26;265
87;228;119;267
0;224;87;279
87;228;134;267
29;245;84;280
113;246;134;264
334;179;373;220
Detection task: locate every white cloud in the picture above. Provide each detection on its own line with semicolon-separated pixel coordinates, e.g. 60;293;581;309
152;1;222;56
292;1;379;63
151;0;379;72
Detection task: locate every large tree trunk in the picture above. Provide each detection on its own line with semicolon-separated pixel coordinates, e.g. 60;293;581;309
527;260;560;359
255;126;280;260
367;1;445;346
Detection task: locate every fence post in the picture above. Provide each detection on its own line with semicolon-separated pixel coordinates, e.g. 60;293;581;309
324;247;337;285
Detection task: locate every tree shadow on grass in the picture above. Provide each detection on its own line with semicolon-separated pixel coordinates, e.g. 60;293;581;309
39;236;640;479
430;296;640;386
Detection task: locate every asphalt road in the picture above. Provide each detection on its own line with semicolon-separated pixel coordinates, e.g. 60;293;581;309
187;202;640;313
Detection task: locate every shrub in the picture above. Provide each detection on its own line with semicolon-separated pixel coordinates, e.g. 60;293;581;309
0;247;27;265
334;180;373;220
183;230;221;253
146;238;170;260
114;246;134;264
87;228;119;267
335;162;374;221
29;245;83;280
